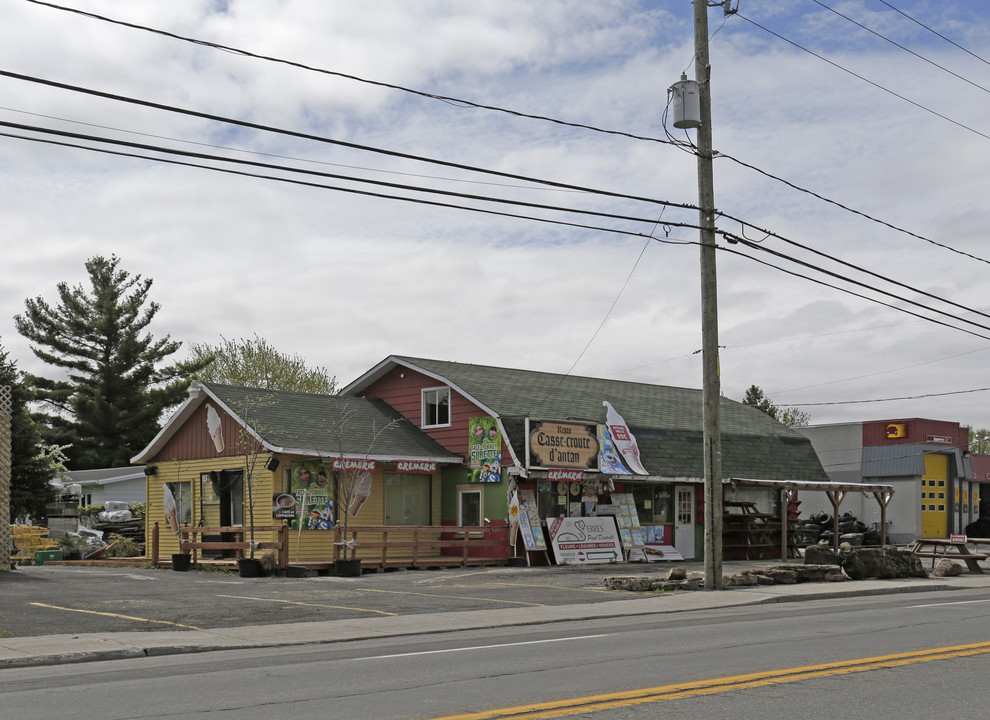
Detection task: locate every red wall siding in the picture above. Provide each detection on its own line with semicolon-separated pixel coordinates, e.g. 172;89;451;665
863;418;967;449
361;368;515;467
150;402;245;463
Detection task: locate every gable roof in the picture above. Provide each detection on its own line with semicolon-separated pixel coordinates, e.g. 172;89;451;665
132;382;463;465
344;355;829;482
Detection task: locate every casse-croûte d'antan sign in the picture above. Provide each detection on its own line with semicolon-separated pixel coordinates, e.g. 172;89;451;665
529;421;599;470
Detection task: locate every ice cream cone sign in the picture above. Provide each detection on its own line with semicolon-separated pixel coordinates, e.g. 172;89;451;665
206;404;224;454
508;490;520;548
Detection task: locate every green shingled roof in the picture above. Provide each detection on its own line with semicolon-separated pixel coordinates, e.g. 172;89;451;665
392;357;828;482
203;383;461;463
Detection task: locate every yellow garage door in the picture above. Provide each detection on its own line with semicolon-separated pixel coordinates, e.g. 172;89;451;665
921;453;948;539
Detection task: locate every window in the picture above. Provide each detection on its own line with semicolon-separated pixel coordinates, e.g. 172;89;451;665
458;486;483;528
422;387;451;427
385;473;431;525
166;481;193;526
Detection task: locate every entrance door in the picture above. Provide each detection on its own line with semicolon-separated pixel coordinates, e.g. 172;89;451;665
674;485;696;559
218;470;244;558
921;454;948;538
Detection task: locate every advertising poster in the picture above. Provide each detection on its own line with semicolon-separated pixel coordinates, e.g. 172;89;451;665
546;516;622;565
517;489;547;551
288;461;333;530
468;416;502;482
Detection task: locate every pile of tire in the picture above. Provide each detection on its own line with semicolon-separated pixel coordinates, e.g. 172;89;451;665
796;511;882;546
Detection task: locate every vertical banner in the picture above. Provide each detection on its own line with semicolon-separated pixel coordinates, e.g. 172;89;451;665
468;416;502;482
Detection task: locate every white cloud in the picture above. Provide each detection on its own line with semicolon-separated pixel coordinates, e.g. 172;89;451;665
2;0;990;432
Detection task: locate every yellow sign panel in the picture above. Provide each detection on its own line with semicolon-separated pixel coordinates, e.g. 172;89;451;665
886;423;907;438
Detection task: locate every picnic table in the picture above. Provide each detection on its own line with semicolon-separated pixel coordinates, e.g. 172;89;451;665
910;538;987;573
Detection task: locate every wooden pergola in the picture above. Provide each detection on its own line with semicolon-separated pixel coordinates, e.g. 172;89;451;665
728;478;895;558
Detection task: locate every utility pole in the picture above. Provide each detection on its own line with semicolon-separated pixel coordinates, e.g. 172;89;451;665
693;0;723;590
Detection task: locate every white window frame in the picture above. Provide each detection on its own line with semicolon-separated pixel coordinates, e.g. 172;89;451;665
421;386;451;428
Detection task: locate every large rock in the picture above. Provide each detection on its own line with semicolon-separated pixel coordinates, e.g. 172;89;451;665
933;559;963;577
826;546;928;580
805;545;844;566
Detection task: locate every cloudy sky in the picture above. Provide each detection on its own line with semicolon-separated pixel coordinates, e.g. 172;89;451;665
1;0;990;429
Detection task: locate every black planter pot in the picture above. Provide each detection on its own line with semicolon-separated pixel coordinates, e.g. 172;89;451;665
238;558;263;578
171;553;192;571
334;558;363;577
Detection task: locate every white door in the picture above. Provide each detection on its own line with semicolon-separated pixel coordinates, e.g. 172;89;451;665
674;485;696;559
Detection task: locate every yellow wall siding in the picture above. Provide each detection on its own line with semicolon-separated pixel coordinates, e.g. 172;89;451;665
146;457;280;556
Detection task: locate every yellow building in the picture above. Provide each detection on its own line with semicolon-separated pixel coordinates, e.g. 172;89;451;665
131;382;465;571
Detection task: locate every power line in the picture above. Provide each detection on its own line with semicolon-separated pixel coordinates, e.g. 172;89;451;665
0;127;705;242
713;150;990;266
0;69;699;214
24;0;990;270
716;242;990;344
810;0;990;96
877;0;990;67
718;212;990;324
10;109;990;351
791;387;990;407
735;12;990;142
22;0;675;147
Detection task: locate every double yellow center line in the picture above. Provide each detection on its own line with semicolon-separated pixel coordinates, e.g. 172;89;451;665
429;641;990;719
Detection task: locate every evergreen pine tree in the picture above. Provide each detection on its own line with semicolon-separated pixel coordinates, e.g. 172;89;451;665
15;255;210;469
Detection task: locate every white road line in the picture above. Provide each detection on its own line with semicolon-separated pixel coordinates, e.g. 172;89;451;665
357;634;611;660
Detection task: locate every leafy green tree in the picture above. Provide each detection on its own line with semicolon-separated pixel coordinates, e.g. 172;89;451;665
187;334;335;394
0;342;55;522
14;255;209;469
969;427;990;455
742;384;811;427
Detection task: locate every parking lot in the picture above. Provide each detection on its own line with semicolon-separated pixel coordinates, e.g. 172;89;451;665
0;561;676;638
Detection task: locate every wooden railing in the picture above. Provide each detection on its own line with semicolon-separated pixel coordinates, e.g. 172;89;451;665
150;522;289;569
148;522;505;571
332;524;508;569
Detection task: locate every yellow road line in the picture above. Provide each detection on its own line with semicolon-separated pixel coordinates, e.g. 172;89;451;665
354;588;544;607
425;640;990;720
30;603;202;630
216;594;396;616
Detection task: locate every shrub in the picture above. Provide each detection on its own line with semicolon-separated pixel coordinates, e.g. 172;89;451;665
106;533;141;557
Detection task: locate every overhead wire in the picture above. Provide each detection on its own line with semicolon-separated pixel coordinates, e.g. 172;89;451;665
734;11;990;142
21;0;676;148
9;2;990;405
19;0;990;268
810;0;990;96
0;127;705;242
876;0;990;67
0;69;700;214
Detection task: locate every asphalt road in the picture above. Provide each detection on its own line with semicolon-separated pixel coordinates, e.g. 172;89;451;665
0;561;675;638
4;585;990;720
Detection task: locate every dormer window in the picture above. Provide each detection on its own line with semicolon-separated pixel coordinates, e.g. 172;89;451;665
422;387;451;428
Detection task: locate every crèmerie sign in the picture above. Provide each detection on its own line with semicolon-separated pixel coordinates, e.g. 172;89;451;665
529;421;599;470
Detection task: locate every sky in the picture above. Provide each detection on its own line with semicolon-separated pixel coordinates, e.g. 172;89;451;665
1;0;990;430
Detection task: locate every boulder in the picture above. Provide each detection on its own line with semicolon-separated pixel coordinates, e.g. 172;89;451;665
933;559;963;577
805;544;844;566
840;546;928;580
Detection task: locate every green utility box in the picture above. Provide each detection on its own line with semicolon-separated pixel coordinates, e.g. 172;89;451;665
34;549;63;565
